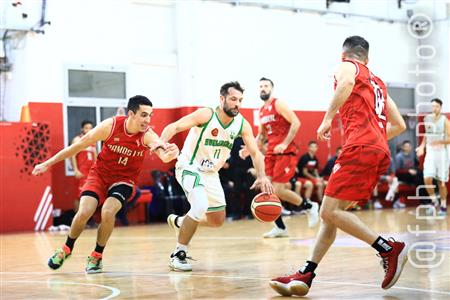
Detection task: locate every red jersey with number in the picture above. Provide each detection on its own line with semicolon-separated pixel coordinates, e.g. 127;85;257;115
259;98;298;156
75;135;96;175
336;60;389;155
92;116;150;183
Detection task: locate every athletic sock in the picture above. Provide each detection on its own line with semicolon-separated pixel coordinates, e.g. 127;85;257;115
299;260;318;274
94;243;105;254
274;216;286;230
65;236;76;252
372;236;392;253
175;216;185;228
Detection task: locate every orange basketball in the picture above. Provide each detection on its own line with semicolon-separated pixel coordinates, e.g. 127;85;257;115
251;193;282;222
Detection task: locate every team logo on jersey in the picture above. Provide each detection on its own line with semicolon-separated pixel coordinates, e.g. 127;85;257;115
114;137;120;142
230;131;236;140
211;128;219;137
333;163;341;174
136;139;140;147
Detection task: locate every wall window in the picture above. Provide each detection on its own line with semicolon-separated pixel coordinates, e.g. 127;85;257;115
68;70;126;99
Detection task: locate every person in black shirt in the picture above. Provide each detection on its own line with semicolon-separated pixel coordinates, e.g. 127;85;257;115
296;141;326;202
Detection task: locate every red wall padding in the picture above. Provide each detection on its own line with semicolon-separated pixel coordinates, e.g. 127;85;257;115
23;103;340;211
0;122;52;232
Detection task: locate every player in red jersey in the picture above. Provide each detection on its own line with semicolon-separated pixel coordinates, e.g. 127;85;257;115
270;36;408;296
32;95;179;273
242;78;319;238
71;120;97;221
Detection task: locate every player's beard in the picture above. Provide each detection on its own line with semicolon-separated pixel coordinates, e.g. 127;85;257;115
223;103;239;117
260;91;271;101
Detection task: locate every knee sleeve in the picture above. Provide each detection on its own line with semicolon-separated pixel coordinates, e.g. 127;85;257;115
186;187;209;221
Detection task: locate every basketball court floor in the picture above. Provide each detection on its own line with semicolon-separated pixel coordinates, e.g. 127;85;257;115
1;208;449;299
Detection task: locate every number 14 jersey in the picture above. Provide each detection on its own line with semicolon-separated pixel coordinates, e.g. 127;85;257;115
337;59;389;156
93;116;150;184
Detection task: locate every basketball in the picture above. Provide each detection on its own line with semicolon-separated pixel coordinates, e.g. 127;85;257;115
251;193;282;222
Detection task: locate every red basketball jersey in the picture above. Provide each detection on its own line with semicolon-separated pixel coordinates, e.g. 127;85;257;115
92;116;150;183
75;135;96;175
336;60;389;155
259;98;298;156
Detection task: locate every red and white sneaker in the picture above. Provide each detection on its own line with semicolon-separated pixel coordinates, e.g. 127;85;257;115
378;239;408;289
269;272;315;296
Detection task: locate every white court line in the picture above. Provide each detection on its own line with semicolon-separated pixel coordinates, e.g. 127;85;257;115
1;272;449;296
1;280;120;300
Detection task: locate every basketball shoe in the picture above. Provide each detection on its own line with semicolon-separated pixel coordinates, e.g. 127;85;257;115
48;245;71;270
263;226;289;238
378;239;408;289
306;201;319;227
269;271;315;296
169;249;193;272
86;251;103;274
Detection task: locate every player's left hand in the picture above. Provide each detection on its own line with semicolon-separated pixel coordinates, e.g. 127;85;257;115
317;119;332;141
251;176;274;194
149;139;167;152
161;143;179;162
274;143;288;154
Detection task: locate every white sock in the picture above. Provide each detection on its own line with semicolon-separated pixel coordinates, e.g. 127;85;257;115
176;216;185;228
176;243;188;252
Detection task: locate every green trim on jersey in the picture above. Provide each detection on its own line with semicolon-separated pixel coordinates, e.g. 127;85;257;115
215;110;235;129
189;108;214;165
207;205;226;212
238;117;244;137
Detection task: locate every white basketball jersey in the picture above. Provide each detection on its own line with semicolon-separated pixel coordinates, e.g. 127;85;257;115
424;114;449;153
178;108;244;173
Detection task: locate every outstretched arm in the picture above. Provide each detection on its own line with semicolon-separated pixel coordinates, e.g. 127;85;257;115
33;118;113;175
241;120;274;194
160;107;213;143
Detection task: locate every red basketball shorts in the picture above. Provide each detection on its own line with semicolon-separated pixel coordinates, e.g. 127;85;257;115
80;168;135;205
265;154;298;184
325;145;390;203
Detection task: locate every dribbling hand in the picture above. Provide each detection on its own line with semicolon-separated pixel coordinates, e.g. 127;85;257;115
251;176;274;194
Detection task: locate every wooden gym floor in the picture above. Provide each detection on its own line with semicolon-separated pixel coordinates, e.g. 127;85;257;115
1;208;449;299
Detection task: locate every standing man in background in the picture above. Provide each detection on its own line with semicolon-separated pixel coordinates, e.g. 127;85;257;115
416;98;449;216
71;120;97;226
242;77;319;238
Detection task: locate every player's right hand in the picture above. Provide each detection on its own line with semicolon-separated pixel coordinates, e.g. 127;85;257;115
32;163;49;176
317;119;331;141
415;146;424;157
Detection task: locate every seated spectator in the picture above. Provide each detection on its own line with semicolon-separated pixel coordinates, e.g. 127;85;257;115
321;146;342;179
295;141;326;202
395;140;423;186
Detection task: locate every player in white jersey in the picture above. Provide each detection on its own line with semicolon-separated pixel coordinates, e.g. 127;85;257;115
160;81;274;271
416;98;449;216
